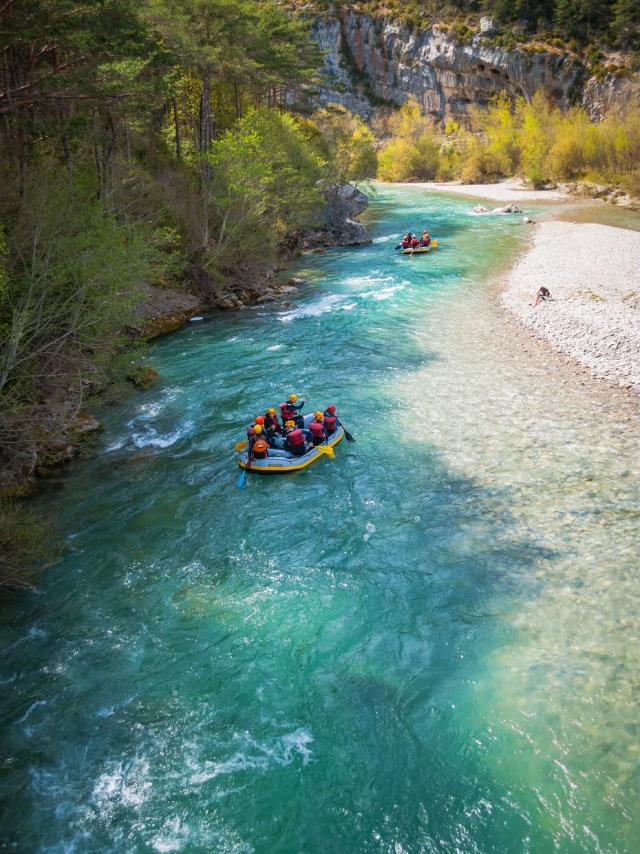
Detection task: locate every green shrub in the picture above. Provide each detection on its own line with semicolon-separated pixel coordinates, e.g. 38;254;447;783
0;500;58;589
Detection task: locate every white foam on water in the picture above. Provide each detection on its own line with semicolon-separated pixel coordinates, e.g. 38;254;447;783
278;293;350;322
343;272;394;288
372;234;397;244
359;283;406;302
131;420;193;449
188;727;314;785
91;758;152;817
280;728;314;765
137;401;163;418
18;699;48;736
104;437;127;453
152;818;190;853
266;344;283;351
363;522;377;542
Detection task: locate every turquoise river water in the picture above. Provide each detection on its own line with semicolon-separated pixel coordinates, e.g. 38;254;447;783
1;186;640;853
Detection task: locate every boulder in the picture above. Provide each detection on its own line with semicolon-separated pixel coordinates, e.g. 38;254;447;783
491;203;523;214
133;283;202;339
127;366;160;388
70;411;104;436
472;205;490;214
303;182;370;248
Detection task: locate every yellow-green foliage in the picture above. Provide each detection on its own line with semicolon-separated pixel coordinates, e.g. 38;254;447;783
379;93;640;192
377;100;441;181
312;107;377;181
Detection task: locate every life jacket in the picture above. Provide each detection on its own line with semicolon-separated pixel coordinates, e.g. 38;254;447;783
265;412;280;432
252;438;268;458
402;237;411;248
410;238;420;248
420;233;430;246
280;402;296;422
286;428;305;448
247;425;255;439
324;415;337;434
309;420;325;440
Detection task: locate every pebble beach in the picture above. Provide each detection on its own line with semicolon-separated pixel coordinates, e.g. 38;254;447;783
502;221;640;392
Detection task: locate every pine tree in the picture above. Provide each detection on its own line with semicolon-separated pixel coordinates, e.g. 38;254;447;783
609;0;640;47
554;0;577;36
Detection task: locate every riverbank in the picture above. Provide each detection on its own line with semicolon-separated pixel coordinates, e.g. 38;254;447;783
390;178;571;202
502;221;640;393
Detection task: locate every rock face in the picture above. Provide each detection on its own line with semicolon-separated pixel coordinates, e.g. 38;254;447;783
303;182;370;248
582;73;640;121
312;10;586;122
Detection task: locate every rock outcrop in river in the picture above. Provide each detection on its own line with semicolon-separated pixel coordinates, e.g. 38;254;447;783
312;9;589;122
302;182;370;248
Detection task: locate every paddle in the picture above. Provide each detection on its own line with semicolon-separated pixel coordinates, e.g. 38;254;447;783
237;442;252;488
235;440;248;452
336;418;354;442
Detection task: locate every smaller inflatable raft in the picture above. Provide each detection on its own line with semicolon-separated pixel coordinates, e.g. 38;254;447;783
237;415;345;474
400;246;432;254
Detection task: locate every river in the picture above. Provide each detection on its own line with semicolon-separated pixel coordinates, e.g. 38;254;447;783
1;186;639;853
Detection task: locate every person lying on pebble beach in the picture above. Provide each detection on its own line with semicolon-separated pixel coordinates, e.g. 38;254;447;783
533;286;551;307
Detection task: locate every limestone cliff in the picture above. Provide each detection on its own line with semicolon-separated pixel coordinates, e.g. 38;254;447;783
312;9;587;122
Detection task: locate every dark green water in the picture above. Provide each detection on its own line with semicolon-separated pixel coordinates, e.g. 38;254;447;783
2;187;639;853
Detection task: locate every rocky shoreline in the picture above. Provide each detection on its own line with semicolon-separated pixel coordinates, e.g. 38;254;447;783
137;182;371;328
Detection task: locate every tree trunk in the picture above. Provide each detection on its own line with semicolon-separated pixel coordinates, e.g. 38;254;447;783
198;69;213;156
173;97;181;161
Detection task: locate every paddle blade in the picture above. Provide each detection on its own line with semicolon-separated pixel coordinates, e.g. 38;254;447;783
237;467;246;489
344;430;355;441
235;440;248;452
431;240;439;248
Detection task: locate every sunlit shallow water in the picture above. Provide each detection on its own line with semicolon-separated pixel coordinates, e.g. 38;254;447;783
1;187;639;853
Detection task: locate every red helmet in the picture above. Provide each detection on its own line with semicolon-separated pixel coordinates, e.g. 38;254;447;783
255;416;265;425
327;405;336;413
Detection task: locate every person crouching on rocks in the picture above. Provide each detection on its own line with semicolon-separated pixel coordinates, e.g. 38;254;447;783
533;286;551;307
